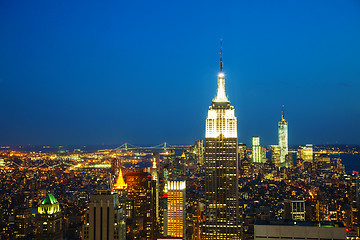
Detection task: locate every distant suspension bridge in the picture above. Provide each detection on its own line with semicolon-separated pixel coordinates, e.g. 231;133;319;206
115;142;190;151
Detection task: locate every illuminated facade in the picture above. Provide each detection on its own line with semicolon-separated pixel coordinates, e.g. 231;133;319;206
278;107;288;165
113;168;128;214
297;144;313;163
151;158;159;226
203;42;240;239
252;136;261;163
350;172;360;235
165;181;186;239
271;145;281;167
36;194;63;240
161;167;169;236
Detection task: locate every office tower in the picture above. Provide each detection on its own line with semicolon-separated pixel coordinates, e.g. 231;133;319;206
252;136;261;163
36;194;63;240
271;145;281;167
14;207;32;239
314;154;331;177
297;144;313;163
126;171;157;239
161;168;169;236
164;181;186;239
284;199;306;221
151;158;160;228
113;168;128;213
278;106;288;165
350;172;360;236
82;190;126;240
195;139;205;165
203;41;240;239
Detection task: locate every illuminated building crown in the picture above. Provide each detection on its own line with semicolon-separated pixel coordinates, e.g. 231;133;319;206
213;39;229;103
206;40;237;139
114;168;127;190
38;194;61;215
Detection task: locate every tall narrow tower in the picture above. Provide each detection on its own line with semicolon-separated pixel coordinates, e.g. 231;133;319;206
202;40;240;240
278;105;288;165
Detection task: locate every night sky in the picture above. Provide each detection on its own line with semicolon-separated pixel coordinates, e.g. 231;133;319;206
0;0;359;146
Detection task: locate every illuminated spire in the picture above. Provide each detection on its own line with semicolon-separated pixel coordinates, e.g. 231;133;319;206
220;39;223;73
113;168;127;190
280;105;287;124
214;39;229;103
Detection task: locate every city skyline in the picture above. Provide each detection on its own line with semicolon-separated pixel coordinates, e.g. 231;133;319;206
0;0;359;146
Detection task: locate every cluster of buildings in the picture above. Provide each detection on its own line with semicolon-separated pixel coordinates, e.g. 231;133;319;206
1;45;360;240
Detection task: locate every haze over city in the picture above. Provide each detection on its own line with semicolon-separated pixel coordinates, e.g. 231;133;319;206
0;0;359;146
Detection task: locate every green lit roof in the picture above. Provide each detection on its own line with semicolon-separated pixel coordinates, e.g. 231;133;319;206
41;194;58;205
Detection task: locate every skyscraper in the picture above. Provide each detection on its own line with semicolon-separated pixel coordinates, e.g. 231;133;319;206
36;194;63;240
82;190;126;240
151;157;160;231
165;181;186;239
297;144;313;164
278;106;288;165
270;145;281;167
113;168;128;213
126;171;158;239
202;41;240;239
252;136;261;163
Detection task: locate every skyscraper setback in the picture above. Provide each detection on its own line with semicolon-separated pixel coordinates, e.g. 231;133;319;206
202;41;240;239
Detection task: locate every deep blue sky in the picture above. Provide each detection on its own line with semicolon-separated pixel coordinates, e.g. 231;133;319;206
0;0;359;146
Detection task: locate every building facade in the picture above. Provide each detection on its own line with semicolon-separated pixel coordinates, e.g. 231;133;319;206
126;171;158;239
202;42;240;239
252;136;262;163
82;190;126;240
298;144;313;164
284;199;306;221
278;107;288;166
36;194;63;240
165;181;186;239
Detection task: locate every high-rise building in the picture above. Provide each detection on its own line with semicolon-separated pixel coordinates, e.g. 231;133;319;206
297;144;313;163
161;168;170;236
202;41;240;240
151;158;160;229
194;139;205;165
350;172;360;236
126;171;158;239
252;136;261;163
36;194;63;240
113;168;128;213
278;106;288;165
164;181;186;239
271;145;281;167
314;154;331;177
82;190;126;240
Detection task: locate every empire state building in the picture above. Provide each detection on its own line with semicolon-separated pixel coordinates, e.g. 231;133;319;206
202;41;240;240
